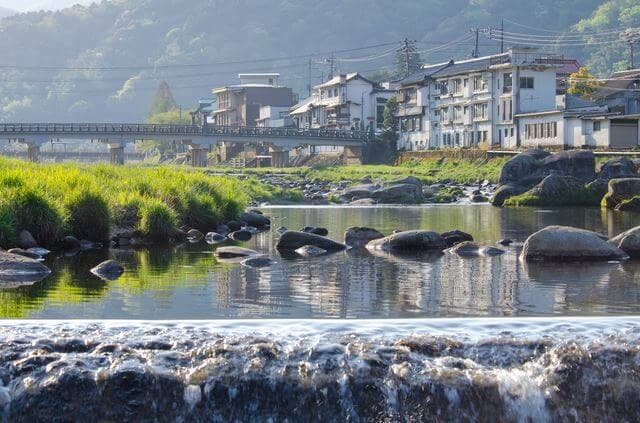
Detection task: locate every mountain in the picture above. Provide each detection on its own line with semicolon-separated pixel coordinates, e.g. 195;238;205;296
0;0;634;122
0;0;94;12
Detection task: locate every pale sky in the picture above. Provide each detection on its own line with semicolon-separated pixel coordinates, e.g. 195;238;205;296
0;0;95;11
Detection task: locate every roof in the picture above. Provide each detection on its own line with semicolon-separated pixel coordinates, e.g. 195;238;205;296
313;72;376;89
594;69;640;98
398;54;508;86
290;95;316;115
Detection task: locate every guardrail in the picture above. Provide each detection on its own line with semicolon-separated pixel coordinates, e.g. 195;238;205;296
0;123;372;141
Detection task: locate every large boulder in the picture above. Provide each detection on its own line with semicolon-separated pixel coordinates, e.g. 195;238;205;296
441;230;474;248
602;178;640;209
508;174;595;206
387;176;423;195
491;184;528;207
302;227;329;236
344;227;384;248
90;260;124;281
372;184;422;204
598;157;637;180
0;251;51;278
497;150;547;186
609;226;640;257
239;212;270;229
542;150;596;183
521;226;628;262
366;230;446;252
276;231;347;252
342;184;380;200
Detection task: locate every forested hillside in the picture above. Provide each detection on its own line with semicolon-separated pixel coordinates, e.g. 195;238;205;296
0;0;636;122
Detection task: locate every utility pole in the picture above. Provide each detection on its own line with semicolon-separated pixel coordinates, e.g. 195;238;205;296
471;28;480;58
397;38;418;78
501;18;504;54
328;53;336;79
307;58;312;97
621;29;640;70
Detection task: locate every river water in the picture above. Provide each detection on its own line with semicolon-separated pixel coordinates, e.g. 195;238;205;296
2;204;640;421
2;204;639;319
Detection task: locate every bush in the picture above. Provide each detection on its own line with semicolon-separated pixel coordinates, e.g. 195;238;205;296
138;201;177;242
63;190;111;241
5;189;64;247
0;208;17;249
112;194;145;229
182;194;221;231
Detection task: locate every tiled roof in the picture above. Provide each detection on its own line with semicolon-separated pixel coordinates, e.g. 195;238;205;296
399;54;511;86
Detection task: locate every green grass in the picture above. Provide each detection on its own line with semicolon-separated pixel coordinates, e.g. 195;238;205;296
0;158;251;248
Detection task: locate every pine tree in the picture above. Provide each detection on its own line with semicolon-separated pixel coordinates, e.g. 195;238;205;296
149;81;178;116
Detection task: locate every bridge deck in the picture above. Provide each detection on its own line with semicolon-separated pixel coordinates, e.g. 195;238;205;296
0;123;371;144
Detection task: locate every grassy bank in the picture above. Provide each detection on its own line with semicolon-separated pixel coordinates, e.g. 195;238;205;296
0;158;252;248
209;156;509;186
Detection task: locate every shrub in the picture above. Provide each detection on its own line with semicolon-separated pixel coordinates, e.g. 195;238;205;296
64;190;111;241
0;208;17;249
138;201;177;242
112;194;145;229
5;189;64;247
182;194;221;231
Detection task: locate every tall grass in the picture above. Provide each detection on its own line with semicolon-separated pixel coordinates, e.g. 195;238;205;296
0;158;249;247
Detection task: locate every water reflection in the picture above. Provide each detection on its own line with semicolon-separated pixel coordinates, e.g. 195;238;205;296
1;205;640;319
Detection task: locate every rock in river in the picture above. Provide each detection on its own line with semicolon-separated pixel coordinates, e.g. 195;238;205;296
18;230;38;249
187;229;204;241
609;226;640;257
7;248;43;260
441;230;474;248
241;256;274;268
366;230;446;252
205;232;227;245
0;250;51;280
302;227;329;236
239;211;270;229
344;227;384;248
276;231;347;252
90;260;124;281
294;245;327;257
372;184;422;204
447;241;480;257
602;178;640;209
229;230;252;242
521;226;628;262
63;235;81;251
214;246;260;259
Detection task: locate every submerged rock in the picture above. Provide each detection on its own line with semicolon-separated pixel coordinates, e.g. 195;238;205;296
26;247;50;257
497;239;513;246
366;230;446;252
90;260;124;281
479;246;505;256
241;256;274;268
294;245;327;257
521;226;628;262
63;235;81;251
349;198;377;206
276;231;347;253
447;241;480;257
344;227;384;248
7;248;43;260
214;246;260;259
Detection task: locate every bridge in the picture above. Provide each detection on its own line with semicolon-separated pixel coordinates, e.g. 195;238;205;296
0;123;372;167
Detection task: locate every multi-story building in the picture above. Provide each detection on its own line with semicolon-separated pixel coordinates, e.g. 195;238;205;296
211;74;294;127
396;48;564;151
290;73;395;131
255;105;292;127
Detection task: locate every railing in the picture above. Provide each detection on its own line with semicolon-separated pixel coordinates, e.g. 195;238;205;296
0;123;372;141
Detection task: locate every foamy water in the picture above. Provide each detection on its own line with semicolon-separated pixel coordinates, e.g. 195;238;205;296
1;317;639;421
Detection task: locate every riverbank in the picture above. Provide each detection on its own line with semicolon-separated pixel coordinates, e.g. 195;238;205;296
0;158;263;249
206;155;509;204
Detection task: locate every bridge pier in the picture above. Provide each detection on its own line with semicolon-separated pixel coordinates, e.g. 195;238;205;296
108;143;125;165
343;146;363;166
189;145;209;167
27;144;41;163
269;148;289;168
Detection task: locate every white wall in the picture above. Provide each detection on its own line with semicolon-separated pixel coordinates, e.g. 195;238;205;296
518;69;557;113
518;113;564;148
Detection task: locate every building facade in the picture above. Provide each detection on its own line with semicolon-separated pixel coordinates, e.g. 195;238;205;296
396;48;562;151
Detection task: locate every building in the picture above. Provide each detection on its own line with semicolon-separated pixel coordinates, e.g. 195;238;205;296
210;74;294;127
555;58;582;95
256;105;292;128
290;73;395;132
396;47;563;151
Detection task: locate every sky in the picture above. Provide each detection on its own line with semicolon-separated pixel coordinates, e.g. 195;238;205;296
0;0;95;11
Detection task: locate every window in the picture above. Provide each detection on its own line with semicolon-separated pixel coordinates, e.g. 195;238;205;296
504;128;509;138
453;106;463;122
473;75;487;92
376;105;385;129
552;122;557;137
483;131;488;142
441;107;449;122
333;88;338;97
464;78;468;87
503;73;513;93
519;77;534;89
474;103;488;120
455;132;460;145
593;121;601;132
452;79;463;94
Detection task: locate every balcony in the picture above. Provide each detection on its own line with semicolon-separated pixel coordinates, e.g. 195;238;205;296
327;114;350;126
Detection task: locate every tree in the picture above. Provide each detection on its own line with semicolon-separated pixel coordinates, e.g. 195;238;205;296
567;67;601;98
149;81;178;116
139;108;191;156
364;96;399;164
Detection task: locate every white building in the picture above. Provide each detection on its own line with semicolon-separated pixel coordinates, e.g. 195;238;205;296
291;72;395;131
256;105;292;127
396;48;565;151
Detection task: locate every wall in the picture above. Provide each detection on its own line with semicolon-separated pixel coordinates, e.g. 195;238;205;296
518;113;564;148
610;120;639;148
518;69;557;113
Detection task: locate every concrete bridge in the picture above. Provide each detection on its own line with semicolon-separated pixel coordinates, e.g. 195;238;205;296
0;123;371;167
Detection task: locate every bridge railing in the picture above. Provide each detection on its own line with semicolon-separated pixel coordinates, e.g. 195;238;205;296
0;123;372;141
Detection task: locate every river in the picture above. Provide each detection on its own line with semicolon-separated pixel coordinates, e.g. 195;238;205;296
2;204;640;421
